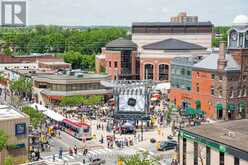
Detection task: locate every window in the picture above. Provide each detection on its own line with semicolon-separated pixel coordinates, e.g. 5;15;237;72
183;138;187;165
144;64;154;80
187;70;191;76
187;87;191;91
109;61;111;67
196;83;200;93
114;61;118;68
194;142;198;165
121;50;132;76
181;68;185;75
234;157;240;165
219;152;224;165
206;146;211;165
211;73;215;79
219;87;223;98
211;86;215;95
159;64;169;81
229;87;234;98
197;72;200;78
219;75;223;80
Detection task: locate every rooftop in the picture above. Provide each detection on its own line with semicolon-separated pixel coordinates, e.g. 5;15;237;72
182;119;248;153
171;56;203;67
105;38;137;50
143;38;206;51
132;21;213;27
193;53;240;72
0;105;25;120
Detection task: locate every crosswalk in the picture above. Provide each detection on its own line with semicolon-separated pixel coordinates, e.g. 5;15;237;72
41;147;146;163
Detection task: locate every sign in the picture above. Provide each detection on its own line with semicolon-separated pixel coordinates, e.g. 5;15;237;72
1;1;26;26
15;123;27;136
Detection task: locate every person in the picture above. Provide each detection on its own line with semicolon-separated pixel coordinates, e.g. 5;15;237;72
53;154;55;162
59;147;63;159
69;147;73;156
74;145;77;155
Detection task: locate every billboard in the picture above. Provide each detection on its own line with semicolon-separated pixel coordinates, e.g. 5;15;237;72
15;123;26;136
118;94;145;113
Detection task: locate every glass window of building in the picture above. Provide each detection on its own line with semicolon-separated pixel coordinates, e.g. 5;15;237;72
144;64;154;80
229;87;234;98
211;86;215;95
219;152;224;165
121;50;132;76
196;83;200;93
181;68;185;75
187;70;191;76
109;61;111;67
197;72;200;78
114;61;118;68
159;64;169;81
219;87;223;98
211;73;215;79
219;75;223;80
206;146;211;165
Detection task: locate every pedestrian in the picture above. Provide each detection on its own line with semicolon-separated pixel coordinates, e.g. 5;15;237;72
53;154;55;162
74;145;77;155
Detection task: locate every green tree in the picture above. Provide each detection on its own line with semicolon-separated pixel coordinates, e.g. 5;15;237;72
4;156;13;165
60;95;83;107
22;106;44;128
119;152;160;165
0;130;8;151
10;77;32;98
3;47;12;56
63;51;83;69
212;26;230;47
82;95;103;106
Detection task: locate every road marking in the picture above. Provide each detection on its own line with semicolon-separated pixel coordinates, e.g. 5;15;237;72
66;155;74;159
62;156;69;161
78;152;83;155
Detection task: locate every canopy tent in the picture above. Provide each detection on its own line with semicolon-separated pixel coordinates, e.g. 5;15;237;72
43;110;65;122
154;83;170;91
216;104;223;111
227;103;235;112
195;108;205;116
30;103;49;112
238;101;246;110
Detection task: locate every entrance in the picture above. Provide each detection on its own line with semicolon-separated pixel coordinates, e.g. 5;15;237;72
217;109;223;119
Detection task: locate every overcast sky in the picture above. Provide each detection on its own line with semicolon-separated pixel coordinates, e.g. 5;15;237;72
27;0;248;26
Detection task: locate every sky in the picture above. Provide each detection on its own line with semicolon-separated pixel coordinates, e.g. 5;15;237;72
27;0;248;26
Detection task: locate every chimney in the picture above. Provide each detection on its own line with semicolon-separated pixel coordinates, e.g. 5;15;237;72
217;41;227;71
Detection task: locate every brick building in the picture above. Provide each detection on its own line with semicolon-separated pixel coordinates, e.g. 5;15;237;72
170;12;198;23
170;15;248;120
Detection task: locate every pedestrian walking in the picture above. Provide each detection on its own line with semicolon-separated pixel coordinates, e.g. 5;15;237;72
53;154;55;162
74;145;77;155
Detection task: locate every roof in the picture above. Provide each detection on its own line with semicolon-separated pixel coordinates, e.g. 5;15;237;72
105;38;137;50
182;119;248;153
132;21;213;27
193;53;240;72
0;105;25;120
143;38;206;50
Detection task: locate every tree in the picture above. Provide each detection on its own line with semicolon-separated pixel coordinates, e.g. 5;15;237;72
0;130;8;151
4;156;13;165
22;106;44;128
63;51;83;69
82;95;103;106
60;95;83;107
119;152;160;165
10;77;32;99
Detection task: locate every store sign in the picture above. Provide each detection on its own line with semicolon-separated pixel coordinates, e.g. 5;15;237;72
15;123;27;136
180;130;227;153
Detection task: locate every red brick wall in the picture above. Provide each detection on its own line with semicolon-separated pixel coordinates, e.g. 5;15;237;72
105;51;121;80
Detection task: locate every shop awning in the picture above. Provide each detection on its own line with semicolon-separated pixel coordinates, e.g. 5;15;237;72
227;103;235;112
186;107;195;116
195;109;204;116
216;104;223;111
195;100;201;109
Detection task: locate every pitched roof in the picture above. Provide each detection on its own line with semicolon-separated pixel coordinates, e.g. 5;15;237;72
105;38;137;49
193;53;240;72
132;21;213;27
142;38;206;50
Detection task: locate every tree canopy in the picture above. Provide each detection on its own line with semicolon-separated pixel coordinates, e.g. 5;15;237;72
10;77;32;98
119;152;160;165
22;106;44;128
60;95;103;106
4;156;13;165
0;129;8;151
212;26;230;47
0;26;127;55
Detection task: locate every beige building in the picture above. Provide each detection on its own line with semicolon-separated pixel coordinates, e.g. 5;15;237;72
0;105;29;165
179;120;248;165
170;12;198;23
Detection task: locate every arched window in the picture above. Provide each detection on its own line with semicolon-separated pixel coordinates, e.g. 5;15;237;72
159;64;169;81
144;64;154;80
229;30;238;48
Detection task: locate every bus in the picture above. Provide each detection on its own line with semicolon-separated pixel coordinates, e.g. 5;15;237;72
61;118;91;140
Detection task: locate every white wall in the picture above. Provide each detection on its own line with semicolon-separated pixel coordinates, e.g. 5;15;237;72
132;33;212;50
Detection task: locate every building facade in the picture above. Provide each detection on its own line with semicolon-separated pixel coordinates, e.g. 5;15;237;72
179;119;248;165
0;105;29;165
32;71;112;105
170;12;198;23
169;15;248;120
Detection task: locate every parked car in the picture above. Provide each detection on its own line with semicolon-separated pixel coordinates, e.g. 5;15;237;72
158;141;177;151
90;157;106;165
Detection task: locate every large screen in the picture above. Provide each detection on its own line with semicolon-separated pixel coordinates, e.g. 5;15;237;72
15;123;26;136
119;95;145;112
